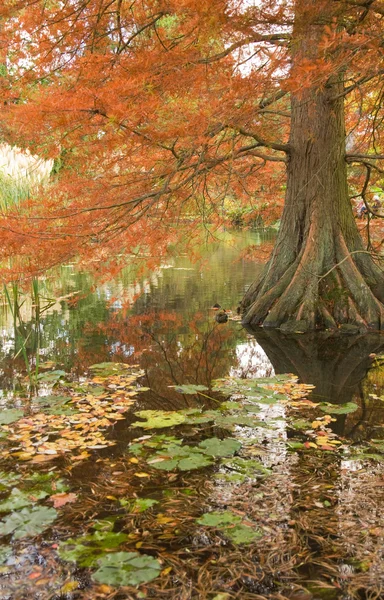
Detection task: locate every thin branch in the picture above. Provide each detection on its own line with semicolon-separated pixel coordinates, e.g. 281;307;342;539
198;33;290;64
236;127;289;153
346;153;384;160
333;0;384;16
332;70;384;100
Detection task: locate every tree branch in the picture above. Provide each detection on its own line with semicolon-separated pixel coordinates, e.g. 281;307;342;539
332;70;384;100
198;33;290;64
236;127;290;153
333;0;384;16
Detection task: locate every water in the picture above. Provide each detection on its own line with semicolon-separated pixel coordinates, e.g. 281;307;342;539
0;229;383;600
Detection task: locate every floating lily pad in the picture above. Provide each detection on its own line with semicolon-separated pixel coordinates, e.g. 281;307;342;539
0;487;49;512
59;530;129;567
0;506;57;539
92;551;161;586
32;395;77;416
225;524;263;544
177;454;213;470
89;362;129;376
171;384;209;394
197;511;262;545
197;511;241;527
120;498;158;512
198;438;241;457
318;402;358;414
0;472;21;491
133;410;186;429
0;409;24;425
36;370;66;383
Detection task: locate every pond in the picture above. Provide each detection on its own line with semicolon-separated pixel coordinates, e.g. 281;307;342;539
0;229;383;600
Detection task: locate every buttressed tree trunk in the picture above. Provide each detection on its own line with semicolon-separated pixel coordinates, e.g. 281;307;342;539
242;0;384;332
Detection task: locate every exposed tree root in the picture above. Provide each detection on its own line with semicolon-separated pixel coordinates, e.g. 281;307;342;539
242;229;384;332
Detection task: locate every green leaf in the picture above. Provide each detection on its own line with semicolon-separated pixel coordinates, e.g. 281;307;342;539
349;453;384;462
224;524;263;545
131;498;158;512
220;401;241;411
92;551;161;587
36;370;66;383
287;441;305;450
150;458;179;471
197;511;241;527
0;506;57;539
133;498;158;512
318;402;358;414
33;395;77;415
171;384;209;394
0;409;23;425
58;531;128;567
0;472;21;492
223;457;272;478
289;419;313;430
132;410;186;429
0;487;48;512
198;438;241;457
91;517;117;532
177;454;213;471
0;546;12;565
89;362;130;376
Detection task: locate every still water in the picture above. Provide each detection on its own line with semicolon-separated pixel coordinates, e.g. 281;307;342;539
0;229;383;600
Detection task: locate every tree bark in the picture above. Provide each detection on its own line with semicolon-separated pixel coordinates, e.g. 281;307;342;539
241;1;384;331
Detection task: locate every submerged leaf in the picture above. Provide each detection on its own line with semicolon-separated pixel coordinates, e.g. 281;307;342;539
225;524;263;544
0;506;57;539
92;551;161;586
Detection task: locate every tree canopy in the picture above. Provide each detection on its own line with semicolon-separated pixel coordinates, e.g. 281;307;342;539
0;0;384;328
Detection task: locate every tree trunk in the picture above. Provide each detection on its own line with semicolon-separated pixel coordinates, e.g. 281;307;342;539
241;2;384;332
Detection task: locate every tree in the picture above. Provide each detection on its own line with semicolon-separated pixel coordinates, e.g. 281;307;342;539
0;0;384;330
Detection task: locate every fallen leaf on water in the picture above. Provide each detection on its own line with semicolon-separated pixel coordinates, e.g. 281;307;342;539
49;493;77;508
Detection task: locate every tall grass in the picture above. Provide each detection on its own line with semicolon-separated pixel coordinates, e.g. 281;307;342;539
0;143;54;376
0;143;52;210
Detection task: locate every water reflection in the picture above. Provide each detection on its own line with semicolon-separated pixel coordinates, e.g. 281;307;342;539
246;328;384;439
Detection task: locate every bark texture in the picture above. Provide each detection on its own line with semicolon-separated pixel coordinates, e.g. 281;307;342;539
241;2;384;331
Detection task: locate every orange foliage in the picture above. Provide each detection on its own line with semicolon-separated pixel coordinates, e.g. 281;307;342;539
0;0;383;279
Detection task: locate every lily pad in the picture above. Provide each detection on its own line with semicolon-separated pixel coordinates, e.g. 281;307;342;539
225;524;263;544
197;511;241;527
178;454;213;470
36;370;66;383
198;438;241;457
89;362;129;376
92;551;161;586
0;487;48;512
0;472;21;491
0;409;24;425
0;506;57;539
318;402;358;414
120;498;158;512
132;410;186;429
172;384;209;394
59;531;128;567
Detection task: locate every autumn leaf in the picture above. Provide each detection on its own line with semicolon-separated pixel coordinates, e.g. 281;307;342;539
49;493;77;508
